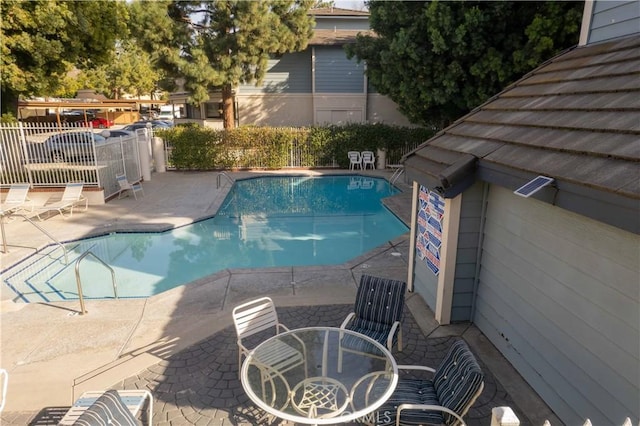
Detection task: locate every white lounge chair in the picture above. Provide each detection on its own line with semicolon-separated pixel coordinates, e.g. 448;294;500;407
116;173;144;200
35;182;88;220
0;183;32;216
58;389;153;425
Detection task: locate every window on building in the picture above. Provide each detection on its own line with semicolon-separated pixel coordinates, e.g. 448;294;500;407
205;102;224;118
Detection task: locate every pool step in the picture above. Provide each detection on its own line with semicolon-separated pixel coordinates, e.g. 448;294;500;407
2;244;84;303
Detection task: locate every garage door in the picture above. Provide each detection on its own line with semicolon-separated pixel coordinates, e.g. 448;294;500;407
474;185;639;425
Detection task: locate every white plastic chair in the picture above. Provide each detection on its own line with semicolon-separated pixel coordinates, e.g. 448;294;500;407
348;151;362;170
116;173;144;200
232;297;307;380
361;151;375;169
0;368;7;412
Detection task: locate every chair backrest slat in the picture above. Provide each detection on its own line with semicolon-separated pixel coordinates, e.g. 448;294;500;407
348;151;361;161
232;297;279;340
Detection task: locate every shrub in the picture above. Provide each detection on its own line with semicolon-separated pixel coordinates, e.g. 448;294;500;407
159;123;435;170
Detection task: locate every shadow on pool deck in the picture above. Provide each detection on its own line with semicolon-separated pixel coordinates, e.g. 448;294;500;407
0;170;560;426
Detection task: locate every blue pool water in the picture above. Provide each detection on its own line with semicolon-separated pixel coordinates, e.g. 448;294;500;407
3;175;408;302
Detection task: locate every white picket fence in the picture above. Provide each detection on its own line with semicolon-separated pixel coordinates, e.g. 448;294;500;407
491;406;637;426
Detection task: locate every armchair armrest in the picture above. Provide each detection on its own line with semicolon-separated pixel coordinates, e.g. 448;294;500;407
386;321;401;350
397;365;436;374
237;340;251;357
276;322;290;333
339;312;356;329
275;322;308;365
397;403;467;426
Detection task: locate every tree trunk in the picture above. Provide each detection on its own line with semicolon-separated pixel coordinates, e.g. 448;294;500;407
0;87;19;117
222;85;235;129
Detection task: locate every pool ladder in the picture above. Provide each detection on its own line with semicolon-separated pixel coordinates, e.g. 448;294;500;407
75;250;118;315
389;165;404;185
216;172;234;188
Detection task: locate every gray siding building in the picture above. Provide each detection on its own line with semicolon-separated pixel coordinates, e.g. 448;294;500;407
174;7;411;128
402;1;640;424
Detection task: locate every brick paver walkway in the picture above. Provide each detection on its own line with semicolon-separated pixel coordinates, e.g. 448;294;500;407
107;304;525;426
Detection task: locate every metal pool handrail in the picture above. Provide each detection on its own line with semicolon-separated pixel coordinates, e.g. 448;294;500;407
75;250;118;315
1;213;68;264
216;172;234;188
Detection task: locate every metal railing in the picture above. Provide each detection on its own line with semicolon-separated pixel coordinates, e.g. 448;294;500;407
216;172;234;188
0;122;144;196
75;250;118;315
389;166;405;185
0;213;68;263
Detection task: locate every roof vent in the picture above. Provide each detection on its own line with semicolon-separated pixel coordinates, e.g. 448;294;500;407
514;176;554;198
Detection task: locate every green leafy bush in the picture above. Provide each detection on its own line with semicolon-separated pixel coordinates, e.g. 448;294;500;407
158;124;434;170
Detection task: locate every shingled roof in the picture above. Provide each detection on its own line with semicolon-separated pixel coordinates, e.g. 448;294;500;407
309;29;373;45
403;35;640;233
309;7;369;17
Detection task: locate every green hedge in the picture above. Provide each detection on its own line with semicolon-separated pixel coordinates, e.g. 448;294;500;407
157;123;435;170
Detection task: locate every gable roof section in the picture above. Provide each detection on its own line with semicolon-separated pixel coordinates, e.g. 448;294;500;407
309;7;369;17
309;29;373;45
403;35;640;233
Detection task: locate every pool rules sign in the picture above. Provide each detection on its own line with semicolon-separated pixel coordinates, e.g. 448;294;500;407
416;185;445;276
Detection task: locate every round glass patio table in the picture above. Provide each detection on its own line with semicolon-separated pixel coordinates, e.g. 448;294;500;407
240;326;398;424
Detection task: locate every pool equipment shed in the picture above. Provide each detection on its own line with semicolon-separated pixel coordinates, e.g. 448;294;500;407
401;31;639;426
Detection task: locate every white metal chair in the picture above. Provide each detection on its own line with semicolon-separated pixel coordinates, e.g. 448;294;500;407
58;389;153;425
232;297;307;380
348;151;362;170
35;182;88;220
361;151;376;169
0;183;32;215
0;369;8;412
116;173;144;200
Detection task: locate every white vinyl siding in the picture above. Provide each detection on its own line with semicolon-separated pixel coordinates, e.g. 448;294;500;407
474;185;640;425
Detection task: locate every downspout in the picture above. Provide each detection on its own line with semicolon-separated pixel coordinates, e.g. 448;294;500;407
363;63;368;122
406;181;419;292
469;182;490;321
311;47;316;124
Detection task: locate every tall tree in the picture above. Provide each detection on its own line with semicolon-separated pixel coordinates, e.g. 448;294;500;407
129;0;315;128
81;42;162;99
347;1;583;127
0;0;126;115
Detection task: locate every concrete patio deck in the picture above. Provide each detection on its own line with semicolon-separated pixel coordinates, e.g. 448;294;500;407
0;170;560;425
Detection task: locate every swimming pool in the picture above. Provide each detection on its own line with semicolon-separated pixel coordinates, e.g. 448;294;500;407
3;175;408;302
